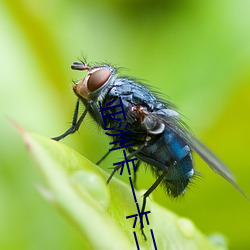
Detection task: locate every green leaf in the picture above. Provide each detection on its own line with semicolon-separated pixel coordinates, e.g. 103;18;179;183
19;127;227;250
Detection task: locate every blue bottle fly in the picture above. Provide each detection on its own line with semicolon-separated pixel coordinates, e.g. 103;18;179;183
52;60;246;226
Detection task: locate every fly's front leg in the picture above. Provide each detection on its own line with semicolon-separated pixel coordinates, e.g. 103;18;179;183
52;99;89;141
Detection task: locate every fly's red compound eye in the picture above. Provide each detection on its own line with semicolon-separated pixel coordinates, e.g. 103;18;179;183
87;68;111;92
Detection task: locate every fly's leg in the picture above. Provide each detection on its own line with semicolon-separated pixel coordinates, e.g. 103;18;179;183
96;145;117;165
126;147;141;188
133;160;141;189
139;172;167;240
52;99;89;141
141;172;167;216
96;150;111;165
106;144;146;184
105;146;146;239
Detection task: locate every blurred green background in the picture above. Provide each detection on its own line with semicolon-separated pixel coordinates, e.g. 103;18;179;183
1;0;250;249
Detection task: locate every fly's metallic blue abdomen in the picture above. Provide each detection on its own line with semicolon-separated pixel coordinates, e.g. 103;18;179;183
137;128;193;197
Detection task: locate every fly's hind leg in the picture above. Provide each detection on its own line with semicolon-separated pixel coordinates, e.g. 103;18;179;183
140;171;167;240
141;172;167;215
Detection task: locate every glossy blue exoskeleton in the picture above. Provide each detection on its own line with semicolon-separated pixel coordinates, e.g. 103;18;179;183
52;60;246;236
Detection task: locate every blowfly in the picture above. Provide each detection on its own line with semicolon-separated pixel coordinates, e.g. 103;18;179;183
52;60;246;226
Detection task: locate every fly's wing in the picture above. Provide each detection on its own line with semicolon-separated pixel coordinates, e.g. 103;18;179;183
151;110;247;198
182;132;248;198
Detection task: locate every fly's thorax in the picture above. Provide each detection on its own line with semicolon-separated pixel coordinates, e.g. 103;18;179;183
73;64;117;102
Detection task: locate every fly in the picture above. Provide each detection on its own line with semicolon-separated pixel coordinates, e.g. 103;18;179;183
52;60;247;232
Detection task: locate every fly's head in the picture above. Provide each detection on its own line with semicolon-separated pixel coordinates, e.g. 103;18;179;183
72;61;116;101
